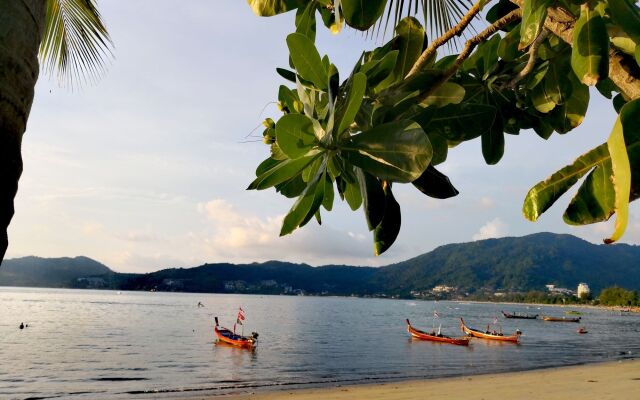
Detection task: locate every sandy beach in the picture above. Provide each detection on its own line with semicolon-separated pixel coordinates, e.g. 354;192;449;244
170;359;640;400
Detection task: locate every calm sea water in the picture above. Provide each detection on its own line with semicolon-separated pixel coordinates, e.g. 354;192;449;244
1;287;639;399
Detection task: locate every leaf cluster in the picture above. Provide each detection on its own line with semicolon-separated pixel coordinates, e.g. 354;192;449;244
247;0;640;254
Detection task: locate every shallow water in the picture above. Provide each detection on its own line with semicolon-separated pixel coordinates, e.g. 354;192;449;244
0;287;638;399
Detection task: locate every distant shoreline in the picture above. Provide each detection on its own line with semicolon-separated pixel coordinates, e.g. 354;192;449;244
2;286;638;312
164;359;640;400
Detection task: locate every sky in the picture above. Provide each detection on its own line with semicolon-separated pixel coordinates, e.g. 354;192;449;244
6;1;640;272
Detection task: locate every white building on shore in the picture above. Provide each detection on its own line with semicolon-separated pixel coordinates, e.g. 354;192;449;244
577;283;591;298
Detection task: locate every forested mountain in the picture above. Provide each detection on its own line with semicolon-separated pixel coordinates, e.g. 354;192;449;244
2;233;639;296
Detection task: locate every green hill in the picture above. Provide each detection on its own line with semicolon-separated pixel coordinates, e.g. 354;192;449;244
2;233;639;296
0;256;114;288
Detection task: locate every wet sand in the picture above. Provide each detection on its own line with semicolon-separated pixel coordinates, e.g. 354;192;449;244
172;359;640;400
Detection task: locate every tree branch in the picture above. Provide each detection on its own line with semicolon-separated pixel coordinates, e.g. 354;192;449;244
406;0;485;79
505;28;549;89
414;9;523;104
511;0;640;100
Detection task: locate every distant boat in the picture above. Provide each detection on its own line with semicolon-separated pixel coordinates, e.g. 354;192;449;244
214;317;258;348
460;318;521;343
577;327;588;334
565;310;582;315
406;319;470;346
502;311;538;319
541;315;581;322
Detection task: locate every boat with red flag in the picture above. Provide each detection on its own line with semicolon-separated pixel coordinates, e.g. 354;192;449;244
406;319;470;346
460;318;521;343
214;309;258;348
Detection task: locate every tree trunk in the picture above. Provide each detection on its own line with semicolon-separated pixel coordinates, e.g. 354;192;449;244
0;0;45;264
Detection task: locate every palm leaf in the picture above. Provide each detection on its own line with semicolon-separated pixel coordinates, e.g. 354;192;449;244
371;0;476;42
39;0;113;87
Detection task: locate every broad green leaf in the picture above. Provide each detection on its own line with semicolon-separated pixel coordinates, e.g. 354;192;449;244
357;169;385;231
531;83;557;113
322;174;334;211
276;67;296;82
361;50;399;91
248;152;320;190
335;72;367;136
604;99;640;243
605;118;630;243
286;33;327;90
342;120;432;183
481;118;505;165
373;184;401;256
420;103;497;142
412;165;459;199
498;26;522;61
247;0;305;16
276;113;318;159
523;144;610;221
276;174;307;198
571;4;609;85
530;54;571;113
295;1;316;41
341;0;387;30
420;82;465;107
393;17;425;81
636;42;640;65
524;97;640;229
344;178;362;211
608;0;640;42
428;131;448;165
549;74;589;133
563;160;614;225
377;69;445;106
278;85;299;113
520;0;552;49
280;161;326;236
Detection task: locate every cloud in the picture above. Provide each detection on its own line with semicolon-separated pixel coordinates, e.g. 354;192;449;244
478;196;495;209
472;218;508;240
196;199;375;265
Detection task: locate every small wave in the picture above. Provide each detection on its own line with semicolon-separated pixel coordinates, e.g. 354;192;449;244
92;377;149;382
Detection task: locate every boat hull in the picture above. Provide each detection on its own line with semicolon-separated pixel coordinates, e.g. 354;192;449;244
502;311;538;319
542;316;581;323
406;320;470;346
460;318;520;343
214;326;257;348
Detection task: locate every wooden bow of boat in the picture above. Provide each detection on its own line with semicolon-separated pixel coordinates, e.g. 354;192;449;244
459;318;520;343
406;319;470;346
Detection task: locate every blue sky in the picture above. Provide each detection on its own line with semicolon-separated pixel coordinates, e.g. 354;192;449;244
6;1;639;272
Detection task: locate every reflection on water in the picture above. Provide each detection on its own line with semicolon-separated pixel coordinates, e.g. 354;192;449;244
0;287;638;399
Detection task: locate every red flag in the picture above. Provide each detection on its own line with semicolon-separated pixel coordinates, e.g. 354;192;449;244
236;307;245;325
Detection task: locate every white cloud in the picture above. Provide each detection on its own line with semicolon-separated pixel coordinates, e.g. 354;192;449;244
196;199;374;265
479;196;495;209
472;218;508;240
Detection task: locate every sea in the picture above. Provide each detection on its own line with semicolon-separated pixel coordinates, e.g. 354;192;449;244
1;287;638;399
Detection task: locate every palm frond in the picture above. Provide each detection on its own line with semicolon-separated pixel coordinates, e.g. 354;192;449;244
39;0;113;87
381;0;476;43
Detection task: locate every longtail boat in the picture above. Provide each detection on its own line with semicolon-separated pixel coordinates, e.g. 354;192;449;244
541;315;581;322
501;311;538;319
406;319;470;346
214;317;258;348
459;318;521;343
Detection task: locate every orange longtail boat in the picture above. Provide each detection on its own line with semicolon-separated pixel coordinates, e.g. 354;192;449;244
214;317;258;348
406;319;470;346
460;318;521;343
